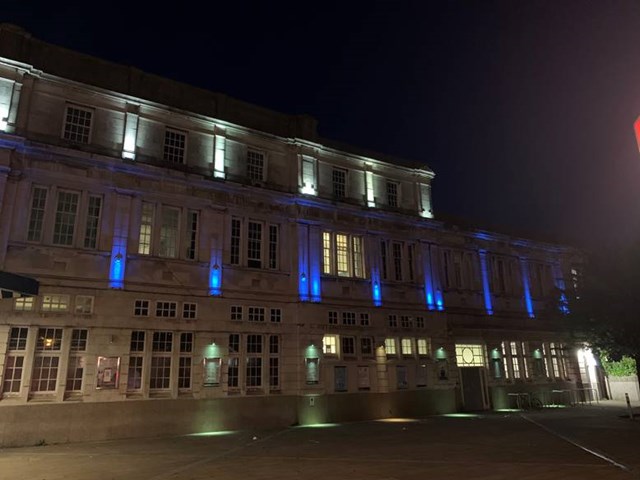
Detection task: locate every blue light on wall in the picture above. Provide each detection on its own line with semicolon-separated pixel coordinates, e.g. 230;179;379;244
371;269;382;307
299;272;309;302
309;233;322;302
478;250;493;315
209;263;222;296
435;293;444;311
519;258;535;318
553;264;569;314
109;249;125;289
422;246;436;310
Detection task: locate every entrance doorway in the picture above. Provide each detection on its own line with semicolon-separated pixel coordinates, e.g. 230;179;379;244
456;344;490;411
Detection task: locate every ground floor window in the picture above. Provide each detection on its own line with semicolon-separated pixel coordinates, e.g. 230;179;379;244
455;344;485;367
31;356;59;392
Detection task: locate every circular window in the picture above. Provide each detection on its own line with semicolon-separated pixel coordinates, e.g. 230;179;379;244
462;347;475;365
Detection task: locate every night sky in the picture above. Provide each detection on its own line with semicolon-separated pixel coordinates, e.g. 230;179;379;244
5;1;640;251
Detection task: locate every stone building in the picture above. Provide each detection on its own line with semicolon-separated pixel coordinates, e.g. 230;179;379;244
0;24;588;446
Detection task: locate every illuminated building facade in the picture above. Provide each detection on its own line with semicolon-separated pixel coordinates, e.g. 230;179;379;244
0;24;588;446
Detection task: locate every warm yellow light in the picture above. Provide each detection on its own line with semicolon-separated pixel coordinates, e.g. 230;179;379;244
376;418;420;423
44;338;54;348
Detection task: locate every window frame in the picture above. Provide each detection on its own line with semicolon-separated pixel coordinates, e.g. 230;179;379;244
62;104;94;145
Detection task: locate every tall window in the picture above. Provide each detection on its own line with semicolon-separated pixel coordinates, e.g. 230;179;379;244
323;335;338;355
417;338;430;356
230;218;241;265
401;338;413;356
31;328;63;393
246;334;263;388
163;129;186;164
247;221;262;268
407;244;415;281
322;232;365;278
128;331;145;391
27;187;47;242
247;150;265;182
66;329;88;393
179;333;193;390
3;327;28;394
332;167;347;198
84;195;102;249
380;240;388;280
386;181;398;207
269;335;279;390
186;211;198;260
228;334;240;388
159;207;180;258
385;338;397;356
268;225;279;269
392;242;403;281
63;105;93;144
53;191;79;246
502;341;529;380
138;202;154;255
150;332;172;390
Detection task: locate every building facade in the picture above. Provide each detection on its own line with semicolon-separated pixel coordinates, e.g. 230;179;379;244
0;25;589;446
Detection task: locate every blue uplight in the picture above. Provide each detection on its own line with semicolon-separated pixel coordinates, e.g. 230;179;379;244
371;268;382;307
519;258;535;318
478;250;493;315
209;264;222;296
109;250;125;289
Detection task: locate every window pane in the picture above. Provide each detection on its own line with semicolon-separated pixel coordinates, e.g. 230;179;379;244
27;187;47;242
336;234;349;277
138;202;154;255
159;207;179;258
53;191;79;245
247;222;262;268
63;106;92;144
84;195;102;249
322;231;333;274
164;129;186;163
352;236;364;278
230;218;241;265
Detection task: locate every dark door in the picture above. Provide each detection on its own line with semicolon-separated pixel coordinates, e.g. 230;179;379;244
460;367;489;411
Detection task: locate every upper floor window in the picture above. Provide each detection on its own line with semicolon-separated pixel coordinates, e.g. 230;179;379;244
229;217;279;270
529;262;553;298
84;195;102;249
42;294;70;312
14;297;34;312
27;187;48;242
63;105;93;144
163;128;187;164
386;181;399;207
247;150;265;182
490;256;520;295
332;167;347;198
159;207;180;258
138;202;154;255
322;231;365;278
53;191;79;246
442;249;478;290
380;240;416;282
137;203;197;260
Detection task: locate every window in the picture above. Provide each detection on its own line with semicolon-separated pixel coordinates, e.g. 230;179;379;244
159;207;180;258
27;187;47;242
401;338;413;356
386;181;398;207
228;357;239;388
248;307;265;322
247;150;265;182
8;327;28;350
42;294;70;312
332;167;347;198
415;317;425;329
32;328;63;393
270;308;282;323
342;312;356;326
392;242;403;281
182;302;197;319
130;331;145;352
388;315;398;328
150;332;173;390
84;195;102;249
247;221;262;268
230;218;241;265
455;344;486;367
163;128;186;164
179;333;193;390
14;297;34;312
66;356;85;393
231;305;243;321
127;356;144;390
360;337;373;356
407;244;415;281
75;295;94;314
269;335;279;390
323;334;338;355
53;191;79;246
341;337;356;356
180;332;193;353
385;338;397;356
360;313;370;326
229;334;240;354
134;300;150;317
246;334;263;388
328;311;338;325
70;329;88;351
417;338;429;356
3;328;28;394
63;105;93;144
322;232;365;278
138;202;154;255
186;211;198;260
268;225;279;269
400;316;412;329
502;341;530;380
380;240;388;280
155;301;177;318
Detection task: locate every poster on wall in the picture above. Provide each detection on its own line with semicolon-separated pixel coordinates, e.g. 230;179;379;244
397;365;408;389
334;366;347;392
203;358;221;386
305;358;319;384
96;356;120;389
357;366;370;390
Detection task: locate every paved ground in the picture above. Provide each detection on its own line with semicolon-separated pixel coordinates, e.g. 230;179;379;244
1;401;639;480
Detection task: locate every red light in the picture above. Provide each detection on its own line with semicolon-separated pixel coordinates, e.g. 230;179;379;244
634;117;640;153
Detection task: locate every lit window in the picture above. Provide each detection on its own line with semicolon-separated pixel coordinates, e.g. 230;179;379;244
322;232;334;275
84;195;102;249
385;338;397;356
134;300;149;316
14;297;34;312
163;128;186;164
53;191;79;246
182;302;197;319
36;328;62;352
74;295;94;314
27;187;47;242
138;202;154;255
155;301;177;318
247;150;265;182
401;338;413;356
322;232;365;279
455;344;486;367
63;105;93;144
352;237;364;278
159;207;180;258
323;335;338;355
386;181;398;207
417;338;429;356
42;294;70;312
